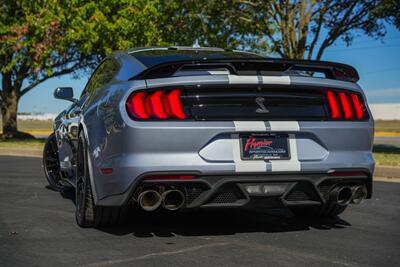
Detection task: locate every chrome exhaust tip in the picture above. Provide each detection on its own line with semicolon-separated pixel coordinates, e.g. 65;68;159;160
351;185;367;205
330;186;353;206
162;190;185;211
138;190;162;211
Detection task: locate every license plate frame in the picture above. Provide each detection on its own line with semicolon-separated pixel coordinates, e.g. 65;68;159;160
240;133;290;161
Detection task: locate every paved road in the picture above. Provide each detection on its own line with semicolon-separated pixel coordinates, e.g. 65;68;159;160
0;156;399;267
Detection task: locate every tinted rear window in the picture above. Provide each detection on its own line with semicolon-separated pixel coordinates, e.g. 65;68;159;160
131;49;264;68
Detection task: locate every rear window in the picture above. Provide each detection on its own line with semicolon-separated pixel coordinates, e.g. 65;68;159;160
131;49;263;68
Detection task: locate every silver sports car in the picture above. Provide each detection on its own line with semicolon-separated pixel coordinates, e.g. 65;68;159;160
43;47;374;227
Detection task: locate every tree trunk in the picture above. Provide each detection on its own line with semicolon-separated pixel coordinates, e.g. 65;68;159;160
1;90;19;139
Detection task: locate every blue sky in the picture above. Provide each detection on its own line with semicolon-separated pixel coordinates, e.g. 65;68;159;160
18;24;400;113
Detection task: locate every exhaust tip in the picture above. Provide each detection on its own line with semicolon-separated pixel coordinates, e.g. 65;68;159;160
351;185;367;204
330;186;353;206
162;190;185;211
138;190;162;211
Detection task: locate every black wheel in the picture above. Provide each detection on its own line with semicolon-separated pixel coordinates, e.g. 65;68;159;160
290;203;347;218
75;131;129;228
43;133;64;191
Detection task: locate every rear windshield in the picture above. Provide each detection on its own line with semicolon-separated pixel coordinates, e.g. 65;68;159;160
131;49;264;68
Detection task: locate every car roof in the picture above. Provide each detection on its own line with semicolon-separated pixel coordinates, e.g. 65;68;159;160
125;46;265;68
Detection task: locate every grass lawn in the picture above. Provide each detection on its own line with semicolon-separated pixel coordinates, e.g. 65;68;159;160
373;145;400;167
0;139;46;150
374;120;400;132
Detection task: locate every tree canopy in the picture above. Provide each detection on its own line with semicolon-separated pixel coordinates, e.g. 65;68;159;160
0;0;163;138
0;0;398;138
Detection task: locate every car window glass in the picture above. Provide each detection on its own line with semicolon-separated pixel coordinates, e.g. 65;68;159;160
80;59;119;100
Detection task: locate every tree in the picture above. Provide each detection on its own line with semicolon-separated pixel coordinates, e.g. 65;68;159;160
0;0;163;138
373;0;400;28
158;0;272;52
225;0;389;60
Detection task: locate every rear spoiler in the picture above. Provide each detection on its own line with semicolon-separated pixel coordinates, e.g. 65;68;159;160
132;58;359;82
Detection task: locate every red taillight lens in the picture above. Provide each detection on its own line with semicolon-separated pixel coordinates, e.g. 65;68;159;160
126;91;150;119
338;92;352;119
326;90;340;119
146;91;168;119
164;89;187;119
326;90;366;120
126;89;187;120
350;93;364;119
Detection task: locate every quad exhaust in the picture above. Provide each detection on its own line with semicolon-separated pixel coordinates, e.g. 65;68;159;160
329;186;353;206
137;190;162;211
351;185;368;204
162;190;185;211
137;188;185;211
329;185;368;206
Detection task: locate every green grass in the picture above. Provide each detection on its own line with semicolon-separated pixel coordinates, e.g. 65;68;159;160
0;119;53;132
373;145;400;167
0;139;45;150
374;120;400;132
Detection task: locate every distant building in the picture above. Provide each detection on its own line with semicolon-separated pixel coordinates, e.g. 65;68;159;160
17;113;57;121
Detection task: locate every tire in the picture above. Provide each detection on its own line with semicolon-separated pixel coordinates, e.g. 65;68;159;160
290;202;347;218
75;131;129;227
43;133;65;191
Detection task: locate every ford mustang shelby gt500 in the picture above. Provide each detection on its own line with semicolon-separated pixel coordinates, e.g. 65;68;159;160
43;47;374;227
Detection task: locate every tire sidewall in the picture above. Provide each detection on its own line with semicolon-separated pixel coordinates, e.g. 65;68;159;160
75;131;94;227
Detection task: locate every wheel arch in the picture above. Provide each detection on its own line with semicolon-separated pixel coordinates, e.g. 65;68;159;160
78;119;100;205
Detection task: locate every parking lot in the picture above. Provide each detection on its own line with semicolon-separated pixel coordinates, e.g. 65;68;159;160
0;155;399;267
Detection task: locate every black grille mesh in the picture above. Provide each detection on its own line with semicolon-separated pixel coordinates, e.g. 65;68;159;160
210;192;238;204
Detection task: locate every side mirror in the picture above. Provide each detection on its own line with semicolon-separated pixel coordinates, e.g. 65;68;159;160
54;87;77;104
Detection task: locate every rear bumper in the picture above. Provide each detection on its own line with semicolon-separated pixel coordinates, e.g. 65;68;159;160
96;169;372;207
91;120;374;206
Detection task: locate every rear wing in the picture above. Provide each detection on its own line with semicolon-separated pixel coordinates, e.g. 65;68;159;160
132;58;359;82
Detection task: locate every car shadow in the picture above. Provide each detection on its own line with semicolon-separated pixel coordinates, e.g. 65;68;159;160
55;188;351;237
97;208;351;238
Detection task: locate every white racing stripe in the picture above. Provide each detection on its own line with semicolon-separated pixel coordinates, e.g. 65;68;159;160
270;134;301;172
261;76;291;85
232;121;267;172
234;121;266;131
232;121;301;172
269;121;300;131
228;75;259;84
232;137;267;172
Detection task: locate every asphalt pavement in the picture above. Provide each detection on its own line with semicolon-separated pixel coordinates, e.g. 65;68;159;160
0;156;399;267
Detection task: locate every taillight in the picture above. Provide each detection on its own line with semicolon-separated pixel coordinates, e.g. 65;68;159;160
143;174;196;180
326;90;366;120
126;91;150;119
350;93;364;119
338;92;352;119
126;89;187;120
326;91;340;119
